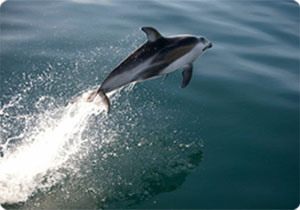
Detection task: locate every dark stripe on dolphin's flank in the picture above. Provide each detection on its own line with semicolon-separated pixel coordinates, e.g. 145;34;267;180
134;62;169;81
134;38;197;81
100;38;172;88
152;37;198;63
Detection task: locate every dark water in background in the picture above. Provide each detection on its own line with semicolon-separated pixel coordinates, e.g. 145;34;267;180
0;0;299;209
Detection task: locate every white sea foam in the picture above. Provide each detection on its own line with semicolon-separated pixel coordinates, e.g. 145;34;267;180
0;91;108;204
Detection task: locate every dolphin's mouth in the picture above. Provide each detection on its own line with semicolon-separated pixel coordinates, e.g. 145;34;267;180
203;42;213;51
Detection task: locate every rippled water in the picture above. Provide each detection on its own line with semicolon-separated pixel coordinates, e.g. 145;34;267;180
0;0;299;209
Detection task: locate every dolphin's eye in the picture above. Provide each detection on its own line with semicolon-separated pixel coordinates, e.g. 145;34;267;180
199;37;205;42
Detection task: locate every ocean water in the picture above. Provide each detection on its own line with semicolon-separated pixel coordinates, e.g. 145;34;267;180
0;0;299;209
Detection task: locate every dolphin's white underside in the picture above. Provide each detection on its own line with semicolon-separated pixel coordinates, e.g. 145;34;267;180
161;43;204;75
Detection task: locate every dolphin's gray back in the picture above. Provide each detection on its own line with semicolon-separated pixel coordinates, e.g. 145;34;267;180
99;36;198;93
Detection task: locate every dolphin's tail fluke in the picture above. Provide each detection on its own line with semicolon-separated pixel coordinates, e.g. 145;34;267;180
86;90;98;102
87;89;110;114
97;90;110;114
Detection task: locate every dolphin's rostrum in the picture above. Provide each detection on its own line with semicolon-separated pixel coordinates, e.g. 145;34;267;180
87;27;212;113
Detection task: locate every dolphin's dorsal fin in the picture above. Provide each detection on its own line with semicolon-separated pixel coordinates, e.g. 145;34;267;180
141;27;162;42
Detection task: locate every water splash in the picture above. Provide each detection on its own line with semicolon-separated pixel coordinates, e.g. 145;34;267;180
0;81;203;209
0;91;108;204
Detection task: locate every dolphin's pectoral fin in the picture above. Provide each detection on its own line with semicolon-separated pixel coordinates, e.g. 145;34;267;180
141;27;162;42
181;64;193;88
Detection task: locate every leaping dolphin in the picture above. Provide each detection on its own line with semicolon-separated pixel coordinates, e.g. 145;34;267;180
87;27;212;113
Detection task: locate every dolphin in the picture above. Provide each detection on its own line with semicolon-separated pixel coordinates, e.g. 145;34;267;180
87;27;212;113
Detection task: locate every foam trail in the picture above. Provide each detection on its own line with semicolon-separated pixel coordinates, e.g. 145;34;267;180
0;91;107;204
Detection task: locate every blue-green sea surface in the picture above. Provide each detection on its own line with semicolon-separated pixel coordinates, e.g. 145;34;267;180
0;0;299;209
